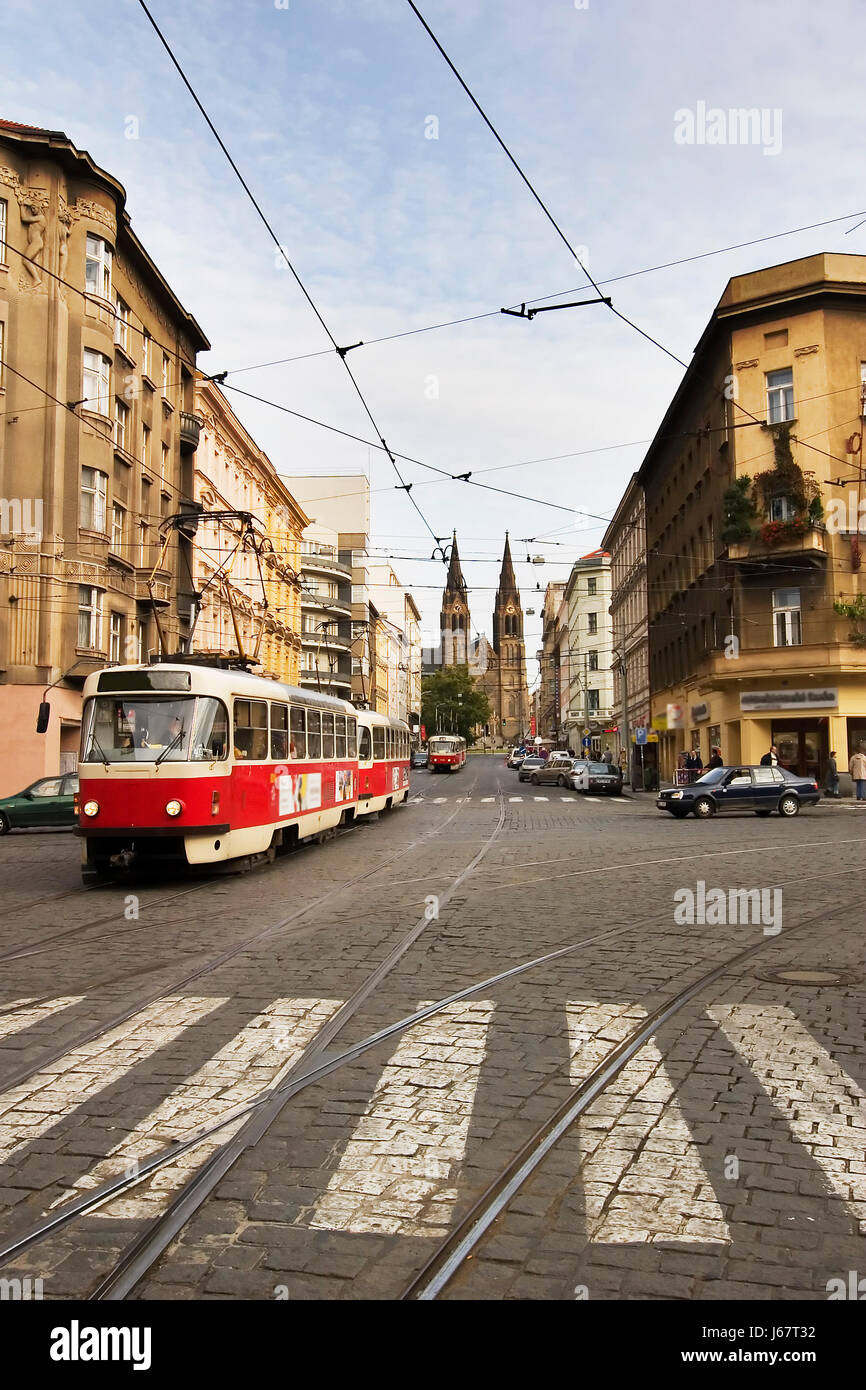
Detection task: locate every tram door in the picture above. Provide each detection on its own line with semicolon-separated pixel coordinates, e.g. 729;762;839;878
358;724;373;797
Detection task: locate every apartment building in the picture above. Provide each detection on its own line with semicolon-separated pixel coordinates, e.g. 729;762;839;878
640;252;866;787
193;378;306;684
562;550;615;754
602;477;653;783
0;120;208;793
366;563;422;726
538;581;566;742
298;523;353;700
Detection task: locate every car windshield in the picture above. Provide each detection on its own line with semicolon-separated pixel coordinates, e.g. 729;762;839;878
81;695;229;763
695;767;726;784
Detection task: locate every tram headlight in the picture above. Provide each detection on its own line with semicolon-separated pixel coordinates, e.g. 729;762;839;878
165;799;183;817
83;800;100;817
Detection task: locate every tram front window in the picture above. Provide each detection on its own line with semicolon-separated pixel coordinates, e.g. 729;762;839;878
82;696;198;762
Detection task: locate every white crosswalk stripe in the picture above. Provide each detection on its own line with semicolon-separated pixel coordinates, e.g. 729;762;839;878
533;796;549;801
309;999;495;1236
0;995;228;1164
585;796;602;803
559;796;575;803
566;1000;729;1246
0;996;85;1045
509;796;523;803
432;797;448;804
480;797;496;802
711;1003;866;1218
72;997;344;1211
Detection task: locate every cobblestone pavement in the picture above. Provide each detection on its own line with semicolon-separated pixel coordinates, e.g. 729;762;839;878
0;755;864;1300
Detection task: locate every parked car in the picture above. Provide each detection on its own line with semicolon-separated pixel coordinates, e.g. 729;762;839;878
527;757;582;788
656;764;820;819
0;773;79;834
411;749;429;768
517;756;546;782
506;748;528;768
571;761;623;795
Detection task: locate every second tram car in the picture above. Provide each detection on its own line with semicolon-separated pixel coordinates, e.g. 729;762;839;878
427;734;467;772
76;664;410;880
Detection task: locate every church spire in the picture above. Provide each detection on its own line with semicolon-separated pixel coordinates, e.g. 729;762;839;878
444;529;467;598
498;531;519;600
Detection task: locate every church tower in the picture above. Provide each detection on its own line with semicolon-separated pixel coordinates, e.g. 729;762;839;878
440;530;471;666
493;533;528;741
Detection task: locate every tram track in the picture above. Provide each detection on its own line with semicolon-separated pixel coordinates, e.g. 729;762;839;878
0;853;848;1297
0;782;481;1096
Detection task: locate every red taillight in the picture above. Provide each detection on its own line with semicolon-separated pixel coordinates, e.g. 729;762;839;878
211;791;220;815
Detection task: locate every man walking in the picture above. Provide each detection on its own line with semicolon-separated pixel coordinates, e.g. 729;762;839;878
760;744;779;766
849;748;866;801
825;750;840;799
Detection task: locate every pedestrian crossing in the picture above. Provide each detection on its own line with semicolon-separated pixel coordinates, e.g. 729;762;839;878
0;987;862;1247
410;793;629;805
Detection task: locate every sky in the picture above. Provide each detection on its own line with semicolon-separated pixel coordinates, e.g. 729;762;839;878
5;0;866;682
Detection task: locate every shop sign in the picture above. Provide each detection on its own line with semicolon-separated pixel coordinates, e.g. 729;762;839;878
651;714;667;731
666;702;685;729
740;689;838;712
691;702;710;723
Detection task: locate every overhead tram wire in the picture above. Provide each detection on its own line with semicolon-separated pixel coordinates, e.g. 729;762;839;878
134;0;443;554
403;2;865;482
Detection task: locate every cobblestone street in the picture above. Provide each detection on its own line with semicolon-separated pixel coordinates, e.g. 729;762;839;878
0;755;863;1302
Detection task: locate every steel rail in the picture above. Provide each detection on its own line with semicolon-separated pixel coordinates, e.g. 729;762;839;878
0;856;828;1272
400;900;852;1299
0;787;474;1096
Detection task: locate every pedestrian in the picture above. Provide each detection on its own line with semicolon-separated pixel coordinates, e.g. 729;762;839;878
825;750;840;799
706;746;723;770
602;748;612;764
692;749;703;770
760;744;779;766
849;748;866;801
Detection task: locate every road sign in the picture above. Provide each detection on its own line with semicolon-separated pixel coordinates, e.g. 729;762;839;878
635;727;647;746
582;735;592;749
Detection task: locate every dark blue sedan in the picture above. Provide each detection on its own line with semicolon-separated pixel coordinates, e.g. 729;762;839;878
656;765;820;819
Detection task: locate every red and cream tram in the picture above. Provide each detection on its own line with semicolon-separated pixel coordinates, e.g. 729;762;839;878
76;664;410;881
427;734;467;772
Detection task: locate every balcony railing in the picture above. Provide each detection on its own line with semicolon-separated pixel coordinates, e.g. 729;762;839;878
726;524;827;566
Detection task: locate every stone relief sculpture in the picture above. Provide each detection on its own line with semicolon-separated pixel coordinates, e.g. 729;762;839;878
58;206;73;282
19;196;48;285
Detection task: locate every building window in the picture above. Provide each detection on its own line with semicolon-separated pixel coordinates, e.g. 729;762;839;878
111;503;125;553
162;354;170;397
161;442;169;488
0;319;4;388
769;495;794;522
587;612;598;634
0;198;6;264
351;585;365;603
142;331;152;380
588;650;599;671
78;586;103;649
587;577;597;595
137;618;147;663
114;398;129;452
80;467;108;532
85;234;112;299
109;611;123;662
587;689;600;712
766;367;794;424
83;348;111;415
115;297;129;351
142;423;151;472
139;521;149;567
773;587;802;647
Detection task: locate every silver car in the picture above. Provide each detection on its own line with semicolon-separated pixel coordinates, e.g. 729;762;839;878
517;756;547;782
525;757;583;788
571;760;623;795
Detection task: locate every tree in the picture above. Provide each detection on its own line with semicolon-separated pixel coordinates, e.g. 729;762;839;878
421;665;491;746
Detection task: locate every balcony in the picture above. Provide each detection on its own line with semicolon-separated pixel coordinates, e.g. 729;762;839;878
300;669;353;691
726;524;827;569
301;629;353;652
301;592;353;618
300;546;352;582
179;411;203;453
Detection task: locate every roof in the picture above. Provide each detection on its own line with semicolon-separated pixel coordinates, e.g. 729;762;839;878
0;118;60;135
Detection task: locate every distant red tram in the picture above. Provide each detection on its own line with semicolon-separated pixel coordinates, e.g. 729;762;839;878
427;734;467;772
76;664;410;880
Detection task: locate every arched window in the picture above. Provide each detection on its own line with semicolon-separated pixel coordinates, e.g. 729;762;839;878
452;613;458;631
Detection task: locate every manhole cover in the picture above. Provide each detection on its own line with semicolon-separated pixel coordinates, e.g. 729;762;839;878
758;968;858;986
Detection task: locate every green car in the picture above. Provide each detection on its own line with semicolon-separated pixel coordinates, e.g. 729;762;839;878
0;773;79;834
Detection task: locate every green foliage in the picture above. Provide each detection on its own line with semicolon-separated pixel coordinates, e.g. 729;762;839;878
833;593;866;646
421;665;491;745
720;476;757;544
754;425;822;518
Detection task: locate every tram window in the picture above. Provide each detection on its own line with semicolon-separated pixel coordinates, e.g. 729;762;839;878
307;709;322;760
271;703;289;760
347;717;357;758
234;699;268;760
321;711;335;759
192;697;229;760
358;725;371;760
335;714;347;759
290;706;306;759
373;726;385;760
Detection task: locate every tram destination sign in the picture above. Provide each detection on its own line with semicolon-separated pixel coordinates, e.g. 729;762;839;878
740;688;837;712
